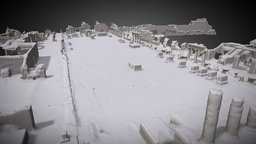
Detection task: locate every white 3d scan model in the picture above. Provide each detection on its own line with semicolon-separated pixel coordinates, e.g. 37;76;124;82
0;17;256;144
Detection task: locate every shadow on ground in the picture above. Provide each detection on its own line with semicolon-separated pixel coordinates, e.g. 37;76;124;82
36;120;54;129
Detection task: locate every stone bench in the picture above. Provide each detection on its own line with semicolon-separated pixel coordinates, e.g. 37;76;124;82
128;62;142;71
129;43;140;48
166;55;174;62
178;60;187;68
189;65;199;73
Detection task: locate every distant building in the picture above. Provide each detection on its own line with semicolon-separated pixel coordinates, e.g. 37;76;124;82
44;29;53;38
94;21;108;34
5;27;21;37
0;27;21;44
131;32;141;43
110;23;120;36
45;29;53;35
23;31;46;42
142;18;216;36
66;25;75;35
174;18;216;35
80;22;91;33
250;39;256;47
0;33;10;44
139;30;155;44
66;22;90;35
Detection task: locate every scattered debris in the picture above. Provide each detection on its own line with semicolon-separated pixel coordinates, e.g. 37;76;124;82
128;62;142;71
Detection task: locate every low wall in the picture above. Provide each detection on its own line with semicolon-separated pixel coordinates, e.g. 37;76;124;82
0;56;24;74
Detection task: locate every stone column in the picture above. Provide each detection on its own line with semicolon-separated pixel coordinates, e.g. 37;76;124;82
202;52;206;64
249;59;256;74
232;55;240;69
246;106;256;129
200;89;223;144
194;50;198;63
187;48;191;60
225;97;244;136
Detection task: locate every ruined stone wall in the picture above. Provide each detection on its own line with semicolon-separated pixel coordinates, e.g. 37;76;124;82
24;44;39;68
0;43;39;75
